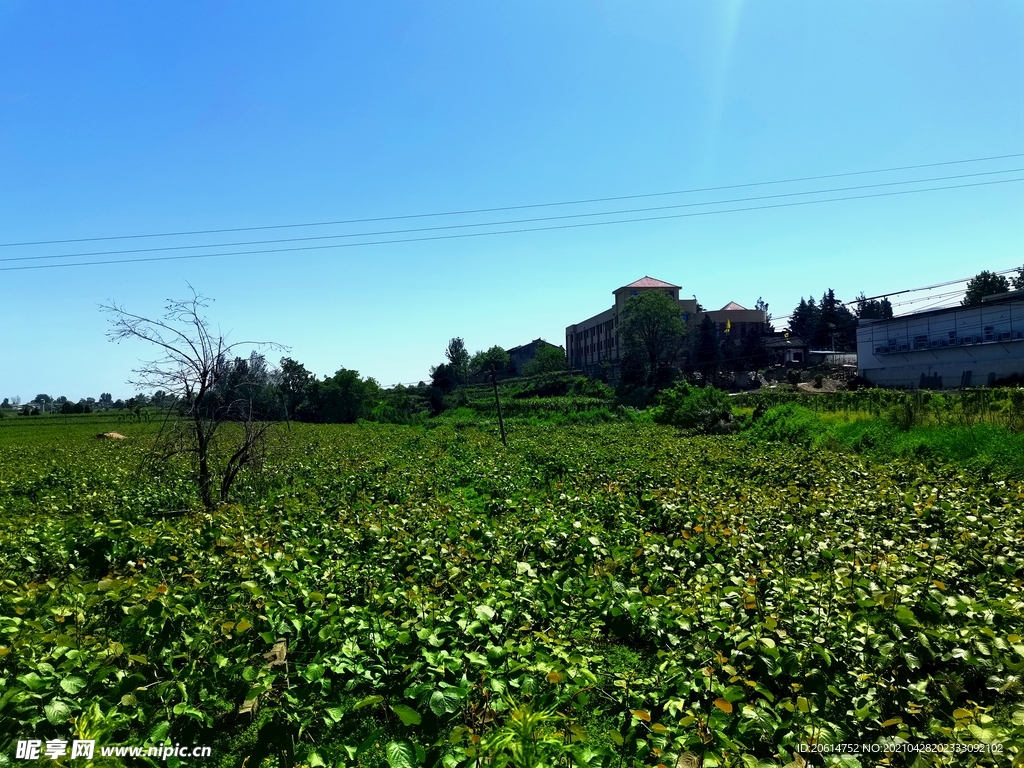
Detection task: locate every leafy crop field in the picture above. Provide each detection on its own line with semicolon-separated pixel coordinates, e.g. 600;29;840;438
1;420;1023;767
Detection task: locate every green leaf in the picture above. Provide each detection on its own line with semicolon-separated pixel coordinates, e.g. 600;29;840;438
723;685;746;703
240;580;264;597
357;728;384;756
429;688;462;716
386;740;417;768
59;676;86;695
148;721;171;743
308;751;326;767
968;723;997;743
391;704;422;726
303;663;325;682
44;698;71;724
17;672;44;691
354;695;383;711
325;706;344;723
244;685;269;702
172;703;206;722
473;604;495;622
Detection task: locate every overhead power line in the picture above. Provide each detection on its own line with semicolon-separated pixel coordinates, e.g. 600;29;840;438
3;176;1023;273
3;167;1021;265
770;266;1019;325
1;151;1023;248
848;266;1021;304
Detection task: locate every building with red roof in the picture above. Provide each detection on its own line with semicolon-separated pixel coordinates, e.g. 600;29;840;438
565;277;767;378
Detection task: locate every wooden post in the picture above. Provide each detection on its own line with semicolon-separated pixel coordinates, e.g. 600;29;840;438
491;368;507;447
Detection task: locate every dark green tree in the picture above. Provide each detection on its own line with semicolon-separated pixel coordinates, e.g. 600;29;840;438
963;270;1010;306
618;349;648;390
855;293;894;321
813;289;857;350
279;357;315;421
470;346;511;374
523;344;566;375
308;369;380;423
620;291;686;388
739;325;770;370
1013;265;1024;290
429;363;458;395
445;337;471;384
692;315;721;379
788;297;819;342
755;297;773;332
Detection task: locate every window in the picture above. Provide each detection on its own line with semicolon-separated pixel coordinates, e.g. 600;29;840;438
630;290;639;296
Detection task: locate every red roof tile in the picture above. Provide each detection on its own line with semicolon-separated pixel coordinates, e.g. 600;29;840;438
619;276;680;290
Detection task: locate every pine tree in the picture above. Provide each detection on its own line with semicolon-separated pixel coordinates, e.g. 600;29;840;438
789;297;819;342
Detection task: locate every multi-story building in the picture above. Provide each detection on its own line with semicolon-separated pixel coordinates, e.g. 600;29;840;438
565;276;767;377
856;289;1024;388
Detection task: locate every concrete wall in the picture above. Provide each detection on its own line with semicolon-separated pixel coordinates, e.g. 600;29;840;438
856;298;1024;388
566;307;616;373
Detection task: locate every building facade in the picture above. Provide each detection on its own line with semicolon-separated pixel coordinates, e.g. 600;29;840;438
856;290;1024;388
565;276;767;377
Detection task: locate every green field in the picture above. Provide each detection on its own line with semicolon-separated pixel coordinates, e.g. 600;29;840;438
1;417;1023;767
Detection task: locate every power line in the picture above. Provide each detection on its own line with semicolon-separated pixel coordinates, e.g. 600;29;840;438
2;176;1023;273
771;266;1019;326
2;151;1023;248
888;288;967;307
846;266;1020;304
5;167;1022;265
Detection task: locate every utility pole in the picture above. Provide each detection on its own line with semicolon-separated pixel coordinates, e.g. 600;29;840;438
491;367;507;447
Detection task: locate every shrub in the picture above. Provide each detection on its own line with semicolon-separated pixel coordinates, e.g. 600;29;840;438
813;374;824;389
653;382;733;434
745;403;823;447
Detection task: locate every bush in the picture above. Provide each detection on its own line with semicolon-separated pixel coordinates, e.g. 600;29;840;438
745;403;823;447
653;382;733;434
813;374;824;389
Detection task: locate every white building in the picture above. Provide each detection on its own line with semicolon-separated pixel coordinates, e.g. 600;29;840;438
856;290;1024;388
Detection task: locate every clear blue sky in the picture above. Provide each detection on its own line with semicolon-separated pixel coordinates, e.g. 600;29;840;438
1;2;1022;400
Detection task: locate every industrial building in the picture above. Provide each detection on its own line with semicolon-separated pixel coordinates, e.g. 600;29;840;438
856;290;1024;388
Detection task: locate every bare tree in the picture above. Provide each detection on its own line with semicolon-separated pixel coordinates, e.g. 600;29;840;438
101;288;284;509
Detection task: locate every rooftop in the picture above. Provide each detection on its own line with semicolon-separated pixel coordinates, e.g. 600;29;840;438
616;276;680;291
719;301;747;311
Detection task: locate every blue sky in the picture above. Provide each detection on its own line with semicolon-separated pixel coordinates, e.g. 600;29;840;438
1;1;1022;399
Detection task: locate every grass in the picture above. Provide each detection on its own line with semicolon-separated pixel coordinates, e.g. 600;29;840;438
744;401;1024;476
